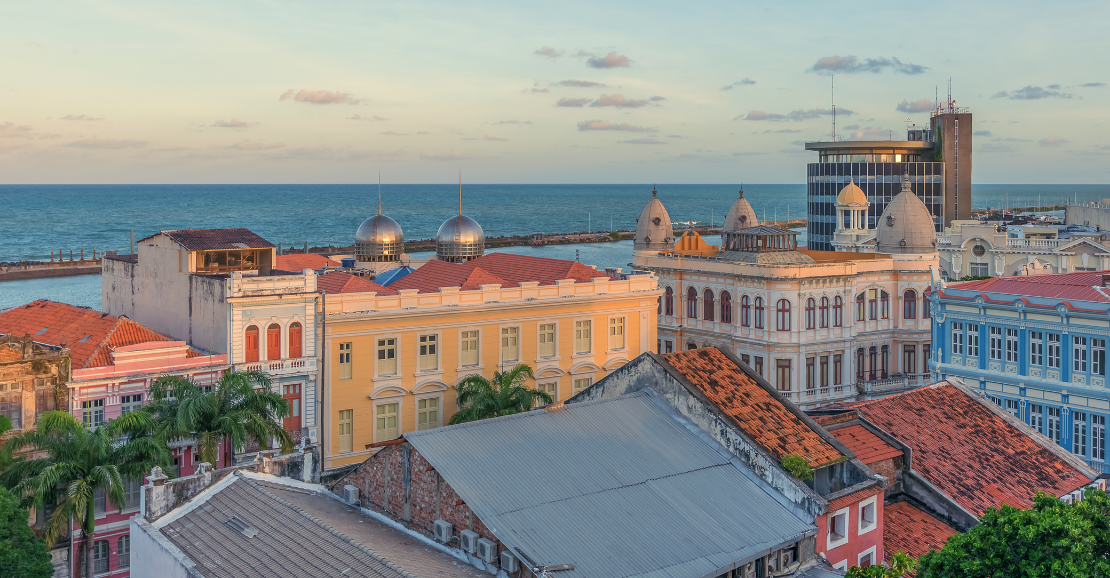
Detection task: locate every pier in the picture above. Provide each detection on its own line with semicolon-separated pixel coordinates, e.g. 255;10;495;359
0;249;103;282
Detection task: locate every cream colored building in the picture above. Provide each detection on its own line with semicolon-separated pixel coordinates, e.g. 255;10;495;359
938;220;1110;279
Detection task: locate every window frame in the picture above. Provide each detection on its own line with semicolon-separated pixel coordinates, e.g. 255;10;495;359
903;289;916;319
418;333;440;372
775;359;792;392
857;495;878;536
833;295;843;327
1074;411;1088;457
776;299;791;332
339;341;353;380
805;298;816;330
1030;331;1043;366
1048;333;1061;369
819;296;829;328
663;286;674;316
827;507;850;549
952;321;964;355
460;329;481;367
416;395;442;431
740;295;751;327
373;400;401;443
244;325;260;363
266;323;282;361
501;326;522;363
720;291;733;324
1074;336;1089;373
1006;328;1019;363
702;289;715;322
573;320;591;355
376;338;398;377
288;322;303;359
572;376;593;395
754;297;765;329
686;286;698;318
537;323;557;358
337;409;353;453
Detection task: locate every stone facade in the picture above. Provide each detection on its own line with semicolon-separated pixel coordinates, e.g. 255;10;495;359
0;334;69;434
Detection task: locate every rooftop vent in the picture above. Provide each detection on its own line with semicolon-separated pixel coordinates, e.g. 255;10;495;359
35;327;49;335
225;516;258;538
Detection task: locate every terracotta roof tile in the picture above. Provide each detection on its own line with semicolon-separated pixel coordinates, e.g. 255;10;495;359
661;347;843;467
389;253;612;294
0;300;193;369
856;384;1092;516
317;271;397;295
830;424;903;464
274;253;339;271
883;501;956;573
155;228;274;251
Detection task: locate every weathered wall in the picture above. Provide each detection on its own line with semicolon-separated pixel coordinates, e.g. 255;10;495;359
130;517;198;578
187;275;227;355
902;470;979;531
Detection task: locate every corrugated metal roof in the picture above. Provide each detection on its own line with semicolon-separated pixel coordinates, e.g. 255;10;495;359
405;392;814;578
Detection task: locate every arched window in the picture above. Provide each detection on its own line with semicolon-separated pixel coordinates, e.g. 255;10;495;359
868;290;878;320
289;322;303;359
880;291;890;320
805;298;816;330
686;342;698;350
776;299;791;332
245;325;259;363
720;292;733;324
903;290;917;319
741;295;751;327
754;297;765;329
664;286;674;316
267;323;281;360
686;287;698;318
819;297;830;328
856;292;866;321
833;296;843;327
703;289;715;321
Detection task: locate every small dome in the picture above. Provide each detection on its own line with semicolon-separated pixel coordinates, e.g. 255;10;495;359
436;215;485;262
634;187;674;252
355;215;405;262
723;187;758;232
876;174;937;255
837;179;868;207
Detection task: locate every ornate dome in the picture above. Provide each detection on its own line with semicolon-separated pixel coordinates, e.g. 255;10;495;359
723;187;758;232
634;187;674;252
876;173;937;255
836;179;868;207
355;215;405;262
436;215;485;262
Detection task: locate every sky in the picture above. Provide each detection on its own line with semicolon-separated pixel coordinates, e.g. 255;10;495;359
1;0;1108;184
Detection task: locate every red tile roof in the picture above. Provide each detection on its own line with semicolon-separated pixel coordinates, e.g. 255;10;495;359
156;229;274;251
661;347;843;467
830;424;903;464
883;501;956;572
0;300;199;369
317;272;397;295
275;253;339;271
827;486;882;512
948;270;1110;304
854;383;1093;516
389;253;612;294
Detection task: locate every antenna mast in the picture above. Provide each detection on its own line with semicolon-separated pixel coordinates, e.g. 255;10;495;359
831;74;836;142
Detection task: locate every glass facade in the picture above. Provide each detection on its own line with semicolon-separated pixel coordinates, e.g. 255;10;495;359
806;162;944;251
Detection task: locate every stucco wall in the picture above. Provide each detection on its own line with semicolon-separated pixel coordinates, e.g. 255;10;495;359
130;517;196;578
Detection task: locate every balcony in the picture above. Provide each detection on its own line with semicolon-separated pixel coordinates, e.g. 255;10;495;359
937;234;952;246
777;385;854;406
236;356;316;375
1006;238;1060;249
857;373;929;395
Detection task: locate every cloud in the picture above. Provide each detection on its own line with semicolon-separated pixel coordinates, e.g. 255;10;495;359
0;122;35;139
721;78;756;90
649;96;665;102
1040;137;1068;147
619;138;666;145
665;134;684;138
846;126;892;140
60;114;104;121
63;138;148;149
559;80;606;87
577;119;654;132
279;89;361;105
973;130;993;137
762;129;801;133
530;84;551;93
211;118;254;128
996;137;1032;142
380;131;408;136
591;94;650;108
895;99;934;113
420;149;486;161
556;97;591;107
738;108;850;121
535;46;563;58
417;131;431;134
1047;84;1061;90
842;124;860;130
484;135;508;141
1081;82;1106;88
586;52;630;69
992;86;1074;100
348;114;388;121
227;139;284;150
495;120;533;125
732;152;767;156
978;143;1017;153
809;55;928;75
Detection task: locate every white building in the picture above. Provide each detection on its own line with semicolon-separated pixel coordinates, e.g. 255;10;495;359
938;220;1110;279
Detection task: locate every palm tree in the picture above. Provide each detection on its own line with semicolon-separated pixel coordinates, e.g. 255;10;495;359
144;370;293;466
450;364;553;425
0;410;170;578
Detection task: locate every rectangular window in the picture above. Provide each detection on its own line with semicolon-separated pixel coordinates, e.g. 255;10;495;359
120;394;143;414
118;535;130;569
776;359;791;392
0;383;22;429
572;377;593;394
537;381;558;404
970;262;988;276
664;340;673;354
833;354;842;385
1029;403;1044;434
989;327;1002;360
923;343;931;372
609;317;626;350
339;342;353;380
376;339;396;376
903;345;916;375
1048;407;1061;444
461;331;480;366
1005;399;1019;418
1094;415;1106;462
967;325;980;357
93;540;109;574
538;324;556;357
501;327;520;362
338;409;352;453
418;334;438;371
34;378;55;419
741;354;750;366
829;511;847;542
754;356;764;378
1095;339;1107;376
951;322;964;355
820;355;829;388
82;399;105;428
1006;328;1018;363
1075;336;1088;373
375;403;399;441
417;398;438;431
1048;334;1061;369
574;320;591;354
1030;331;1043;366
94;487;106;515
860;500;876;530
805;357;815;390
1074;412;1088;457
868;289;877;320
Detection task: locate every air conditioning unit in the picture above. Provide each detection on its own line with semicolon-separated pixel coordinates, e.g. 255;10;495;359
476;538;496;564
433;519;453;543
500;550;519;573
459;529;479;554
343;485;359;504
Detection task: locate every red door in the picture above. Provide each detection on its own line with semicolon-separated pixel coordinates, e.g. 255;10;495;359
283;384;301;432
288;323;302;358
245;326;259;363
267;324;281;360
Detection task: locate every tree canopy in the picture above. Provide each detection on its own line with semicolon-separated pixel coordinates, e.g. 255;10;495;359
450;364;553;424
0;486;53;578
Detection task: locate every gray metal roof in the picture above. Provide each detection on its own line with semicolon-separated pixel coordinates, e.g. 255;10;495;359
405;391;815;578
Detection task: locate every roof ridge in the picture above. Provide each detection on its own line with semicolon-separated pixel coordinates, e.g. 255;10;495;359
81;315;125;369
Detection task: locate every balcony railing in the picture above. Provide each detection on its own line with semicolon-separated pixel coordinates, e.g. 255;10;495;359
857;373;928;394
937;234;952;246
778;385;855;405
1006;238;1060;248
236;357;316;374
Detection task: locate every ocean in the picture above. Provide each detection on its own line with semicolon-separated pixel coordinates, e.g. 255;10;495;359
1;183;1108;311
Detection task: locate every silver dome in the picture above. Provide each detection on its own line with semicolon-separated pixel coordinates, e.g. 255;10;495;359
436;215;485;262
355;215;405;262
876;173;938;255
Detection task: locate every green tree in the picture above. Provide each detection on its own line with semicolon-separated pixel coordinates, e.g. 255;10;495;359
450;364;553;424
780;454;814;481
144;370;293;465
847;551;916;578
0;486;53;578
0;411;169;578
917;489;1110;578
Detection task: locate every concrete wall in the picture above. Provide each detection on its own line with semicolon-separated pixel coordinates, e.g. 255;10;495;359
1067;204;1110;231
130;517;197;578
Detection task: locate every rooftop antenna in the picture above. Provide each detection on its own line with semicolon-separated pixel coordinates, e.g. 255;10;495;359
831;74;836;142
458;169;462;216
377;169;382;216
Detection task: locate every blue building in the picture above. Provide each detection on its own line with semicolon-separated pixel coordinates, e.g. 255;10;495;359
930;271;1110;473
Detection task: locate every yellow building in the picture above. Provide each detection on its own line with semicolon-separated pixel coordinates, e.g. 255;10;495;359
320;252;660;468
